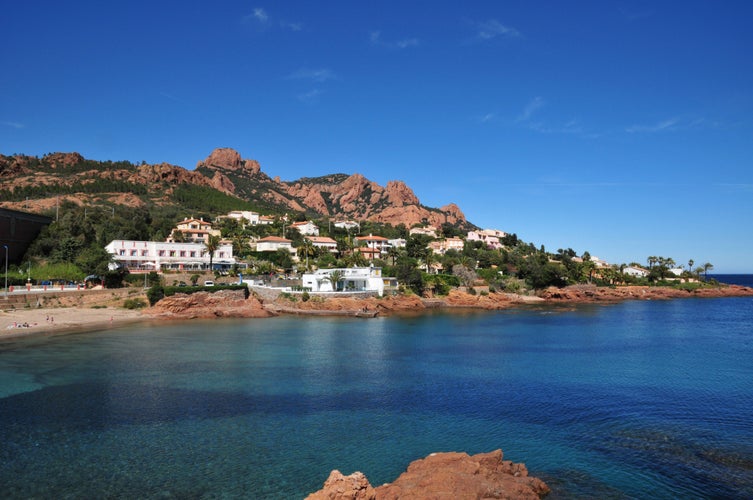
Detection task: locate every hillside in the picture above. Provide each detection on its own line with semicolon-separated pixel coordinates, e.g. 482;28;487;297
0;147;471;229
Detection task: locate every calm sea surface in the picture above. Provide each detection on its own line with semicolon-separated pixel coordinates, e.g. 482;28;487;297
1;293;752;498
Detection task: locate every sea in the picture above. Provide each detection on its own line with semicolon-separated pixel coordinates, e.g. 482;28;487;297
0;277;752;499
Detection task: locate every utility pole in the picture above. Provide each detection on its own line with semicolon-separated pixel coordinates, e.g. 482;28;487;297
3;245;8;296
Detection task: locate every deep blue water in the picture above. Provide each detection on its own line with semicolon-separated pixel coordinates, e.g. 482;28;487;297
711;274;753;287
1;296;752;498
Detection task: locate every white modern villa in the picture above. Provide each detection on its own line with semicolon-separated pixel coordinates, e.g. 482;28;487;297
301;267;385;296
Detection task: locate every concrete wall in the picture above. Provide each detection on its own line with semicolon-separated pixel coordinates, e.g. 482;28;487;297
0;208;52;263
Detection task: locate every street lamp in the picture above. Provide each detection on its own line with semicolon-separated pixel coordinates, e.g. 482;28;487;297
3;245;8;296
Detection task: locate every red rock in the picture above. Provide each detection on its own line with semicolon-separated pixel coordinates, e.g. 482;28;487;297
306;450;550;500
306;470;376;500
146;290;273;319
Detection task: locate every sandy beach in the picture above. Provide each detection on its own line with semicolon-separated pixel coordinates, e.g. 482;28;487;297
0;307;147;339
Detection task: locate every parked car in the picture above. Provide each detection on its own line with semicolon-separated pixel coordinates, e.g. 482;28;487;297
204;280;214;287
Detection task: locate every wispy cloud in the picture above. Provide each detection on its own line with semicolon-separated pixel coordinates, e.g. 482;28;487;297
242;7;301;32
370;31;419;49
2;121;25;129
297;89;323;103
288;68;337;83
626;117;707;133
479;112;496;123
282;21;302;32
475;19;521;41
252;7;268;23
516;96;545;122
510;98;602;138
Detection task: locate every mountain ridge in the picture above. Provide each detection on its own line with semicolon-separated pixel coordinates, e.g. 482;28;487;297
0;147;471;230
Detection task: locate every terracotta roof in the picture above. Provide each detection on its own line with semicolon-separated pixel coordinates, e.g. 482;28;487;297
258;236;292;243
309;236;337;244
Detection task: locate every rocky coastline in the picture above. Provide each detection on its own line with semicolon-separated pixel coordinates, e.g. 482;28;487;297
305;449;550;500
4;282;751;339
144;283;753;320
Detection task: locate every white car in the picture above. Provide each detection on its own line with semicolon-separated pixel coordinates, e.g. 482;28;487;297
204;280;214;287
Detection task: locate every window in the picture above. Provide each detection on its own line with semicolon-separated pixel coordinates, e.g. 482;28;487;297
119;249;126;256
158;250;166;257
190;251;196;257
219;252;225;258
169;250;176;257
141;250;148;256
180;251;186;257
130;250;138;256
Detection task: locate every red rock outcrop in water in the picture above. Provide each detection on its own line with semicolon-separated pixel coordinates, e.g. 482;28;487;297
306;450;550;500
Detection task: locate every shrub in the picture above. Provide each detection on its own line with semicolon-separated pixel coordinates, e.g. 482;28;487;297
301;291;310;302
123;298;147;309
146;284;165;306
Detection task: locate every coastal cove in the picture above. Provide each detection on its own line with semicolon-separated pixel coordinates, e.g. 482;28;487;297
1;295;752;498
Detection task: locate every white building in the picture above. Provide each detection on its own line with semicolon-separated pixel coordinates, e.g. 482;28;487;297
255;236;294;253
623;266;649;278
388;238;406;248
106;239;235;271
225;210;261;226
355;234;391;260
168;217;221;244
302;267;385;296
307;236;338;253
290;221;320;236
409;226;438;238
428;237;465;255
467;229;505;250
333;220;360;231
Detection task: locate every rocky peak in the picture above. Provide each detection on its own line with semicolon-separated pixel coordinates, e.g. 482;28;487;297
385;180;419;206
196;147;261;175
42;152;85;169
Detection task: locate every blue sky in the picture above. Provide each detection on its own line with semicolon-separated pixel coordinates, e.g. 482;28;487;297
2;1;752;272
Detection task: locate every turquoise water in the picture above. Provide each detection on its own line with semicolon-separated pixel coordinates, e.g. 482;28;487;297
1;297;752;498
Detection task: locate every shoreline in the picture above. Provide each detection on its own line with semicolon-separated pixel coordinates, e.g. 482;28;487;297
0;307;147;340
2;283;752;342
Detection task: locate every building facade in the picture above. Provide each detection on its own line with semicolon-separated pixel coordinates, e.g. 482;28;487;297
167;218;221;244
105;240;235;271
255;236;294;253
301;267;385;296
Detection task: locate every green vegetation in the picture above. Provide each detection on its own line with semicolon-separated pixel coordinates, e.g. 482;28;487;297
123;298;147;309
7;154;720;298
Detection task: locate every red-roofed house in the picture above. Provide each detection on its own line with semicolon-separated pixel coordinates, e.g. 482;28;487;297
308;236;338;253
255;236;293;252
355;234;390;260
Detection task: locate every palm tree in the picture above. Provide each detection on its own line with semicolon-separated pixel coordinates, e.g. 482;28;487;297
703;262;714;280
323;270;344;292
171;229;186;243
297;239;314;271
423;251;436;274
688;259;694;273
232;234;248;259
647;256;657;269
387;246;402;266
203;234;221;271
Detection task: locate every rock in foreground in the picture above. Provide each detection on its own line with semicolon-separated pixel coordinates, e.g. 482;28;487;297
306;450;550;500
